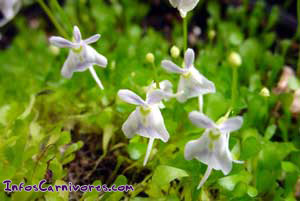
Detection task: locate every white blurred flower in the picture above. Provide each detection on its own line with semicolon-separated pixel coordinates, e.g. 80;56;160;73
184;111;243;189
49;26;108;89
146;80;176;109
169;0;199;18
0;0;21;27
118;89;170;166
161;48;215;110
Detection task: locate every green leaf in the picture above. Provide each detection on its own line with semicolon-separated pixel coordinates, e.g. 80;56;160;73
152;165;189;188
281;161;299;173
247;185;258;197
264;124;276;140
103;124;115;154
218;171;252;191
241;136;261;159
128;142;146;160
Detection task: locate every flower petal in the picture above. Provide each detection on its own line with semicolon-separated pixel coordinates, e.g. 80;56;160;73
184;48;195;69
219;116;243;133
176;68;215;102
85;46;108;68
73;26;82;43
61;53;78;78
184;133;210;161
141;106;170;142
146;90;166;105
213;134;233;175
118;90;146;106
161;60;186;74
160;80;173;94
49;36;75;48
122;109;140;138
189;111;216;129
169;0;180;8
178;0;199;14
84;34;101;44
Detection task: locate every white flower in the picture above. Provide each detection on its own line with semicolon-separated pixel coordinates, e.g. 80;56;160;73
161;48;215;104
145;80;176;109
0;0;21;27
169;0;199;18
49;26;108;89
184;111;243;189
118;89;170;166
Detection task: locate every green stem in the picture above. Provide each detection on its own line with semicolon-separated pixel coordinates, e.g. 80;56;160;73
183;16;188;51
37;0;68;38
231;67;238;111
52;0;73;30
152;63;160;88
298;0;300;75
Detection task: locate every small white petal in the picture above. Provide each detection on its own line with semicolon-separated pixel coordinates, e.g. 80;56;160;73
176;68;215;102
143;106;170;142
219;117;243;133
61;52;79;78
161;60;186;74
159;80;173;94
61;62;74;79
184;48;195;69
84;34;101;44
178;0;199;14
146;90;166;105
73;26;82;43
118;90;146;106
49;36;75;48
184;133;210;161
213;134;233;175
122;106;169;142
0;0;21;27
189;111;216;129
122;109;140;138
72;45;107;69
169;0;180;8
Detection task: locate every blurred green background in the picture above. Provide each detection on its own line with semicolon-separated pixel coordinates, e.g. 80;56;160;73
0;0;300;200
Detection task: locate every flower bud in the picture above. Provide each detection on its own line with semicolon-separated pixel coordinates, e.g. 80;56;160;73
208;30;216;40
228;52;242;68
146;53;155;64
170;46;180;59
260;87;270;97
49;45;60;55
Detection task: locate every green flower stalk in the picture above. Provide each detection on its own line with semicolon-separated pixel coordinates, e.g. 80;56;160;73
37;0;68;39
297;0;300;75
183;16;188;51
146;53;160;88
228;52;242;111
